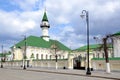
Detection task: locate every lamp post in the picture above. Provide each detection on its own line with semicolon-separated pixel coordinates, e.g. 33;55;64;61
80;10;91;75
55;47;58;69
1;45;3;68
51;40;58;69
23;35;27;70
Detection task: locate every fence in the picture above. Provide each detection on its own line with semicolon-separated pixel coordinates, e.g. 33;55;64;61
2;59;68;69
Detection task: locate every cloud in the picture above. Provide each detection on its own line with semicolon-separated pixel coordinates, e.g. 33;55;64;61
50;25;87;49
0;9;43;51
0;10;39;34
10;0;43;11
44;0;120;49
1;0;120;51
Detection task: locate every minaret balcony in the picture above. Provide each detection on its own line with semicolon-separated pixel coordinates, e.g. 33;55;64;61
40;24;50;28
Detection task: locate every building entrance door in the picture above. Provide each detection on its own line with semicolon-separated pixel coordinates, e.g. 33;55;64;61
73;55;85;70
27;60;29;67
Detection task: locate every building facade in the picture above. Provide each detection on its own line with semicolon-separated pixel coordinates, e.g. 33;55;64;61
73;44;113;70
112;32;120;57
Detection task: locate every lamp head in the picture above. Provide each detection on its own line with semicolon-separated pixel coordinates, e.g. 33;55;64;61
93;37;98;40
80;14;85;18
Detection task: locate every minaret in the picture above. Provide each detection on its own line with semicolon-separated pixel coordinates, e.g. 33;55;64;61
40;9;50;41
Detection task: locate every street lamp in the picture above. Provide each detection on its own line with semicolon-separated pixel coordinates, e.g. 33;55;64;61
51;40;58;69
1;45;3;68
80;10;91;75
23;35;27;70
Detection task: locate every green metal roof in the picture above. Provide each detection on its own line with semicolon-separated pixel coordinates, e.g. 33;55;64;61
112;31;120;36
13;36;71;51
0;54;3;57
75;44;112;51
92;57;120;60
42;11;48;21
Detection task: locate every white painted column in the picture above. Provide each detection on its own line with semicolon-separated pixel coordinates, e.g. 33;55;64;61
56;62;58;69
106;63;111;73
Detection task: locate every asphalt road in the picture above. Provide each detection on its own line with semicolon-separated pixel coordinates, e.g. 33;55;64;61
0;68;116;80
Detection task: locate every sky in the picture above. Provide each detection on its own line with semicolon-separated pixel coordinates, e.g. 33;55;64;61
0;0;120;52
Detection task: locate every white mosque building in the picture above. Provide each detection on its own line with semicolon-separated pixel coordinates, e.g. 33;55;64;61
10;10;73;69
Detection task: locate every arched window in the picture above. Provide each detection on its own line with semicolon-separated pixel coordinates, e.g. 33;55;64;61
46;55;48;59
59;55;61;59
50;55;52;59
13;53;15;60
30;53;34;59
102;53;104;58
97;53;99;58
36;54;39;59
63;56;64;59
41;54;43;59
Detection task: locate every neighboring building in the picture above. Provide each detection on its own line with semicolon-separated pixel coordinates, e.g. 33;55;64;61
73;44;113;69
90;32;120;71
0;52;12;61
112;31;120;57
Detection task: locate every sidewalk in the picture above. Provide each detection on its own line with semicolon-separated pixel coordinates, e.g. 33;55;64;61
5;67;120;80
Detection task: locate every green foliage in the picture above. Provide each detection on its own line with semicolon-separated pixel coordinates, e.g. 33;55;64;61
30;53;34;58
24;56;27;59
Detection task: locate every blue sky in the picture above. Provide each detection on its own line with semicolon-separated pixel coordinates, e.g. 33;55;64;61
0;0;120;52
